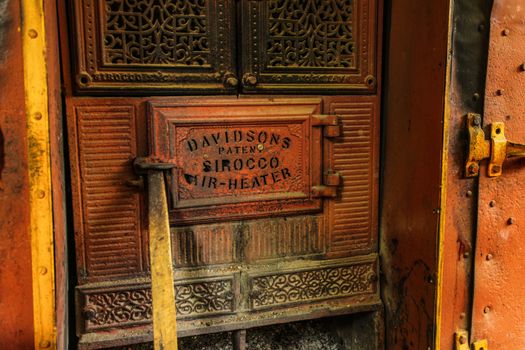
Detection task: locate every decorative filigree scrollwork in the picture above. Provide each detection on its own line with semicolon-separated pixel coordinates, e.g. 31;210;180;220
86;289;152;326
83;279;234;329
104;0;211;66
266;0;355;68
250;263;375;308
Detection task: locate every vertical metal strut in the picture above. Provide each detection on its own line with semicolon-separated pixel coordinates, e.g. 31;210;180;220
148;171;178;350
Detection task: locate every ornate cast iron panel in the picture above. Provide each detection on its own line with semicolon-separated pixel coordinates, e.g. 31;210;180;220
66;95;380;348
77;255;379;348
241;0;378;93
148;99;325;225
71;0;237;93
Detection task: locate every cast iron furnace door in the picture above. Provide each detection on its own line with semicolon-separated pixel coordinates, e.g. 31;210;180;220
64;0;383;348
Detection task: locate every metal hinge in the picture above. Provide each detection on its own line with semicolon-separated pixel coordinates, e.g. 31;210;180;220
311;114;342;198
455;330;488;350
311;114;341;137
466;113;525;177
312;171;341;198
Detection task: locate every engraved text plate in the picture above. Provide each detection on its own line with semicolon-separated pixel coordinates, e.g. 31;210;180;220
148;98;324;224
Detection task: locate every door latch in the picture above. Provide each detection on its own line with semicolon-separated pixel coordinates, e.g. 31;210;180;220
466;113;525;177
455;330;488;350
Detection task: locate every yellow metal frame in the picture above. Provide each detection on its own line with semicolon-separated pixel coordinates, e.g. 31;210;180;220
21;0;56;348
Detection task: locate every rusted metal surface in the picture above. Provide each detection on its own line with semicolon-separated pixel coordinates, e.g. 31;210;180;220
380;0;450;348
63;1;382;347
70;0;237;93
437;0;492;348
69;0;378;94
471;0;525;347
67;95;380;348
240;0;379;93
149;99;325;224
0;0;35;348
45;0;69;345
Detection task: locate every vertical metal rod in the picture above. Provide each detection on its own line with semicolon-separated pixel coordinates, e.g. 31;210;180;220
148;172;178;350
232;329;247;350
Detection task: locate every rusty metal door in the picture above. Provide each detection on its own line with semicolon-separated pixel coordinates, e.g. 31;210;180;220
62;0;383;348
468;0;525;348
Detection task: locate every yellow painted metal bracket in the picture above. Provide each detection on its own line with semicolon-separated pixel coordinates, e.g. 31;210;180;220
147;171;178;350
21;0;57;348
455;330;470;350
466;113;525;178
455;330;488;350
473;339;489;350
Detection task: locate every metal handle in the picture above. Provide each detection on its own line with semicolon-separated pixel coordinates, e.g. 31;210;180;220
466;113;525;177
133;156;179;350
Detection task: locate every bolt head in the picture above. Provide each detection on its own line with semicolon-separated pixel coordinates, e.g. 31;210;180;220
459;335;467;344
468;163;479;175
483;306;491;313
466;190;473;198
489;200;496;207
508;217;515;225
486;253;493;261
492;165;502;173
473;115;481;126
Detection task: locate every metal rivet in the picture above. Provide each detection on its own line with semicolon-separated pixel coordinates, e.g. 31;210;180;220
468;163;479;175
483;306;491;314
473;93;480;101
496;89;504;96
508;217;515;225
37;190;46;199
39;266;48;275
28;29;38;39
506;115;512;120
463;251;470;259
478;23;485;32
473;115;481;126
257;144;264;151
466;190;473;198
489;200;496;207
459;312;466;319
39;340;51;348
459;335;468;344
520;63;525;72
486;253;493;261
34;112;43;120
492;165;501;173
502;29;510;36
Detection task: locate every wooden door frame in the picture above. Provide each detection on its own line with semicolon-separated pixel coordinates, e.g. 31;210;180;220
24;0;491;348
